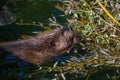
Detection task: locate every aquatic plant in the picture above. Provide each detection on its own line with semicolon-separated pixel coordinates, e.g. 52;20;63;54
34;0;120;80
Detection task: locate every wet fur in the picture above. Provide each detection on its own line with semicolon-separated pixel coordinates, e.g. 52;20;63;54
0;27;78;65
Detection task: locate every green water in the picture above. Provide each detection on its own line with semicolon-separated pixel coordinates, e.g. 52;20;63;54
0;0;66;41
0;1;66;80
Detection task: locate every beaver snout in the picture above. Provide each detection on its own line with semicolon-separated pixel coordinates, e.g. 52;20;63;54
64;27;73;31
63;27;79;46
61;27;74;38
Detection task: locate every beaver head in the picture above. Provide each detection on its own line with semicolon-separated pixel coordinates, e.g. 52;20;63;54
0;27;79;65
35;27;78;55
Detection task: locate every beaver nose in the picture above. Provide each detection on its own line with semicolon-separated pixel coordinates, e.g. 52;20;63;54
66;27;73;31
68;27;73;31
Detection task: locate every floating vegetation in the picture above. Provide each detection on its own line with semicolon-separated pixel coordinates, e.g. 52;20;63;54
16;0;120;80
32;0;120;79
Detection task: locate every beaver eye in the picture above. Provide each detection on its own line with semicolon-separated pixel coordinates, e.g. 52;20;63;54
50;41;55;46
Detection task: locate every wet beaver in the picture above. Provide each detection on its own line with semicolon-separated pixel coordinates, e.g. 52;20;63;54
0;27;79;65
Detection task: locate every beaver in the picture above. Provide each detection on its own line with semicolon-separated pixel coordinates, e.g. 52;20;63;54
0;27;79;65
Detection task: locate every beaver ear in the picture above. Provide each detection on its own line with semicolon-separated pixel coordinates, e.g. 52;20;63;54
49;41;55;46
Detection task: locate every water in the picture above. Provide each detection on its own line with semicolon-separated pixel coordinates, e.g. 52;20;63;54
0;1;65;80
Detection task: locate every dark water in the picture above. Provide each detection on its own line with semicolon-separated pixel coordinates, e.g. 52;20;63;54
0;1;66;80
0;0;66;41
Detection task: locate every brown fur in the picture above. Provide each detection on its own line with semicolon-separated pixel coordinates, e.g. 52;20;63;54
0;27;79;65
